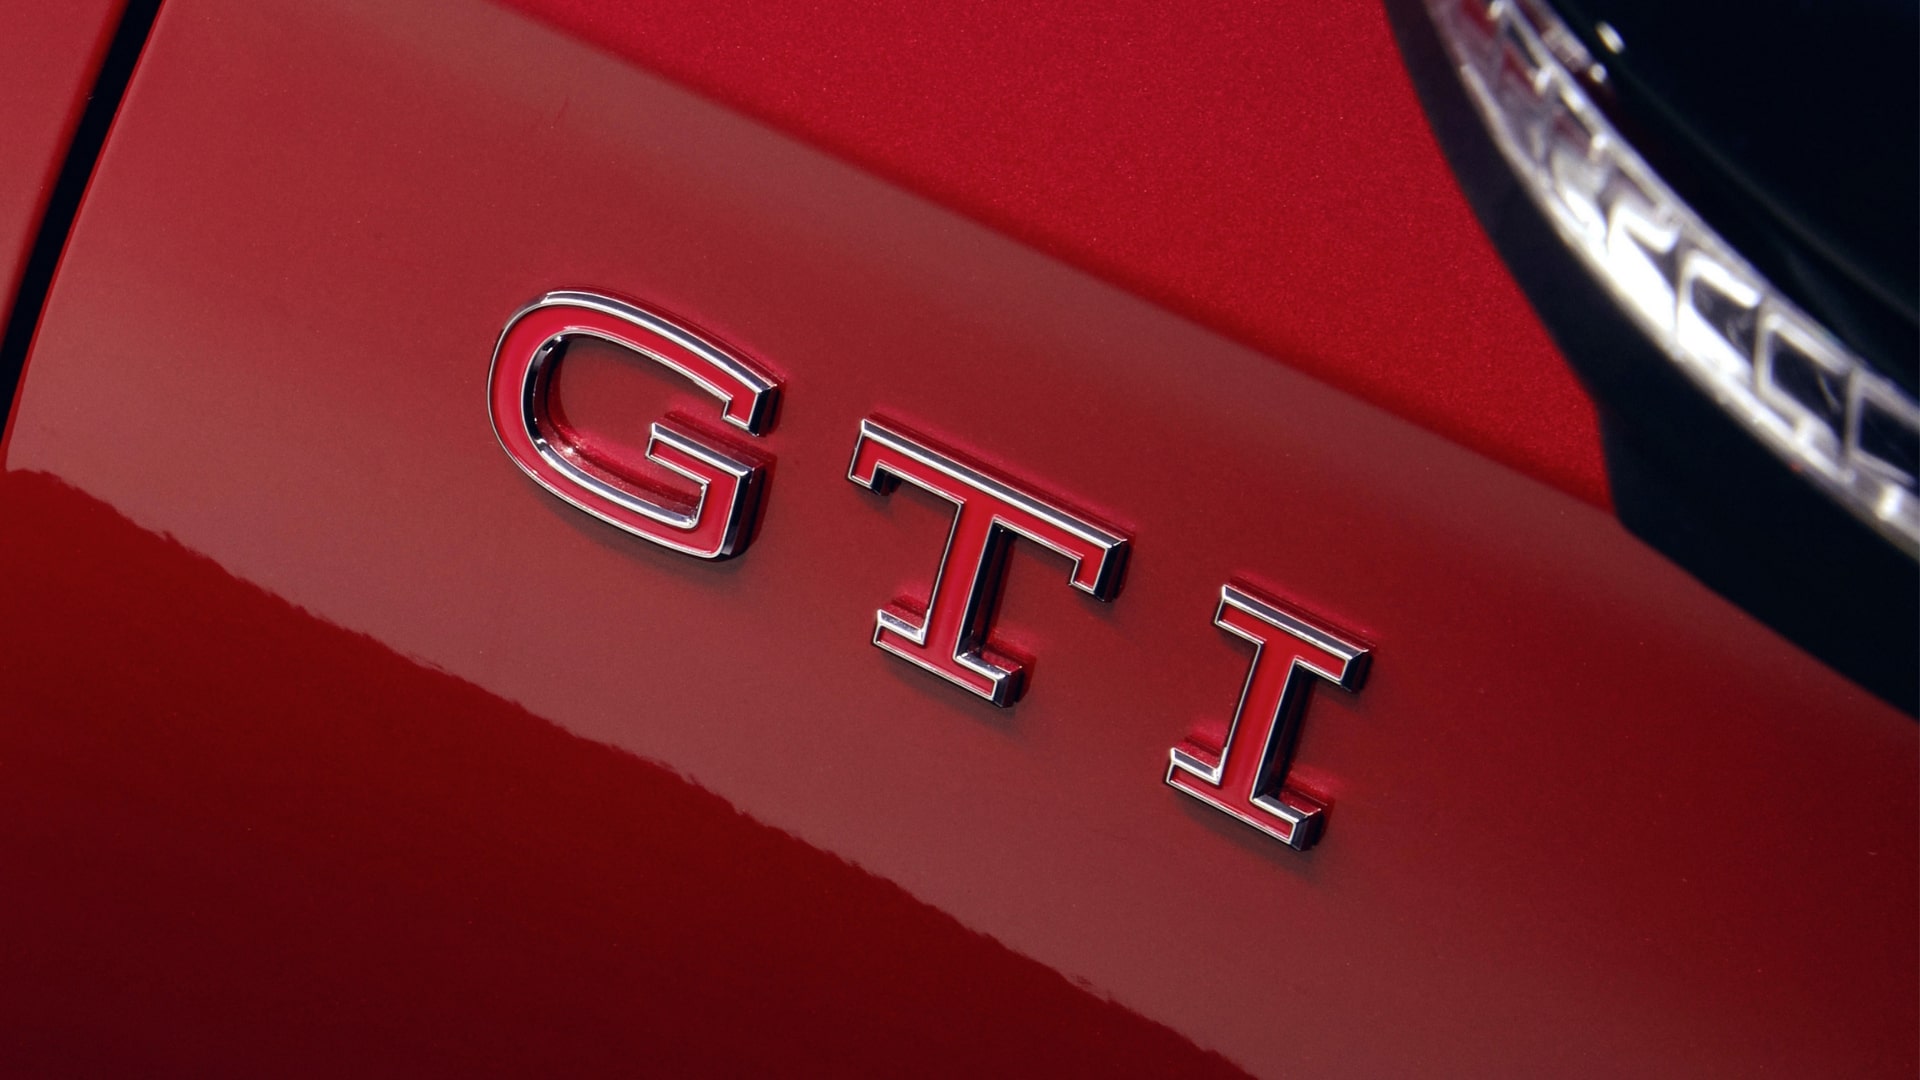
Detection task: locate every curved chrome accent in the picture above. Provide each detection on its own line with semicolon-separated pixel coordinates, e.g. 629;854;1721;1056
488;290;779;559
1427;0;1919;555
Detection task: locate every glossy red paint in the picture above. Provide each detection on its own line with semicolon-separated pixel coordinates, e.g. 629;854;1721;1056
489;292;779;559
848;418;1129;706
2;0;1914;1075
0;0;123;320
500;0;1614;507
1166;584;1370;851
0;470;1243;1077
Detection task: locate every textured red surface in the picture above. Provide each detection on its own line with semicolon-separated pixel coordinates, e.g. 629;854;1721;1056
496;0;1612;505
0;470;1244;1077
0;0;123;320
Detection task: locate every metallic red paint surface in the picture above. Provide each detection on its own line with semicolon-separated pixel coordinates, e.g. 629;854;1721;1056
0;0;123;322
1;0;1913;1074
500;0;1614;506
0;469;1243;1077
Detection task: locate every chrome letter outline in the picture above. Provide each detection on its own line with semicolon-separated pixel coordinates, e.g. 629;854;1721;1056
490;293;1382;849
1167;585;1370;850
488;291;779;559
848;419;1129;706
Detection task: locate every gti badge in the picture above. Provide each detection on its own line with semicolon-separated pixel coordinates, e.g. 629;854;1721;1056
848;420;1129;706
1167;586;1369;850
490;291;1375;853
488;291;780;559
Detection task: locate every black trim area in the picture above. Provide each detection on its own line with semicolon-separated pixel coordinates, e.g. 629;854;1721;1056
1383;0;1918;715
0;0;163;439
1551;0;1917;398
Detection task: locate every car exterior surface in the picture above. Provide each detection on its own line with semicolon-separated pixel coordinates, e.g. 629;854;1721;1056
0;0;1913;1075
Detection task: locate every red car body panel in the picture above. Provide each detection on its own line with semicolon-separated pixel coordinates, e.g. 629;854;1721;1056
0;470;1247;1076
500;0;1613;507
0;0;1912;1075
0;0;123;322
